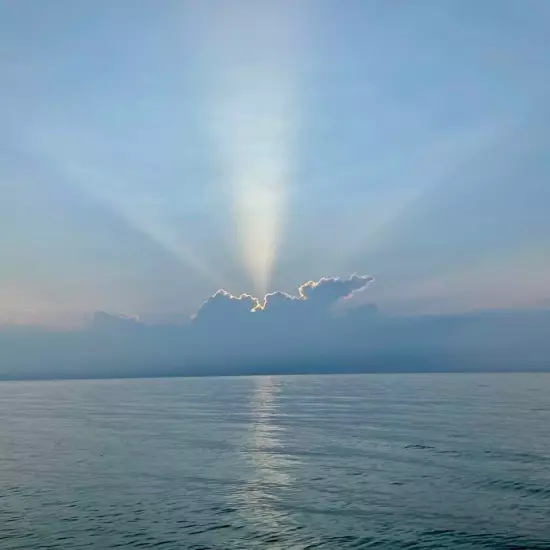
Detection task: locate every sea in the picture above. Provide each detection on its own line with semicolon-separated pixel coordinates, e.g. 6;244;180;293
1;373;549;549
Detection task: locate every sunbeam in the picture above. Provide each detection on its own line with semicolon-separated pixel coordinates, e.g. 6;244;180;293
64;165;223;288
18;134;224;289
216;83;295;297
199;1;305;296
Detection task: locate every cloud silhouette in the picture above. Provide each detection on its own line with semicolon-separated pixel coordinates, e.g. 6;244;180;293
0;274;549;380
297;274;373;301
178;275;376;371
192;289;259;325
91;311;142;332
193;274;374;326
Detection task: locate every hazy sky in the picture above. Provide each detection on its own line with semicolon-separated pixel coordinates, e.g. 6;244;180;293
1;0;549;325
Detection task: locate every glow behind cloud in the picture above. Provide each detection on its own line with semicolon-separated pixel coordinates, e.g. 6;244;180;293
218;82;295;297
200;1;304;296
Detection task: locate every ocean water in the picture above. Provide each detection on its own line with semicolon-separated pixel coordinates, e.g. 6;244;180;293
1;374;549;549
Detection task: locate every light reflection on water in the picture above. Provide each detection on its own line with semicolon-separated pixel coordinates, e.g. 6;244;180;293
234;376;296;540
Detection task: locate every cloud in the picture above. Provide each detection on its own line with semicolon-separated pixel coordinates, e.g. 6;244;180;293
1;274;550;380
92;311;141;331
193;274;374;325
298;274;375;310
192;289;260;326
184;274;377;370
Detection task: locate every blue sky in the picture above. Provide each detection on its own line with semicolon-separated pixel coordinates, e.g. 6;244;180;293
1;0;549;325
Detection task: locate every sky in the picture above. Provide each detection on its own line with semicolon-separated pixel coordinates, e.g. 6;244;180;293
1;0;550;327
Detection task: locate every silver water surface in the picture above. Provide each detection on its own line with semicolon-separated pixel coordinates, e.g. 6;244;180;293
1;373;549;549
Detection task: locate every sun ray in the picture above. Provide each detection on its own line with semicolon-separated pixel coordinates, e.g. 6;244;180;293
199;1;305;296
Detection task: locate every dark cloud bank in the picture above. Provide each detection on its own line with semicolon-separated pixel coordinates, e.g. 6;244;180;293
1;275;549;380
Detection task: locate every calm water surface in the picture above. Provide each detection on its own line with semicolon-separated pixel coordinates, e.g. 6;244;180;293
1;373;549;549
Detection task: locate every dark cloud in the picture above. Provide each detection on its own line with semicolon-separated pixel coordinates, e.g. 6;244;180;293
298;274;373;302
192;290;259;325
193;274;374;325
91;311;142;332
0;275;549;380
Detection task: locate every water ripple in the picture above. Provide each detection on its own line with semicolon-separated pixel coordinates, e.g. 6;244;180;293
1;373;549;548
